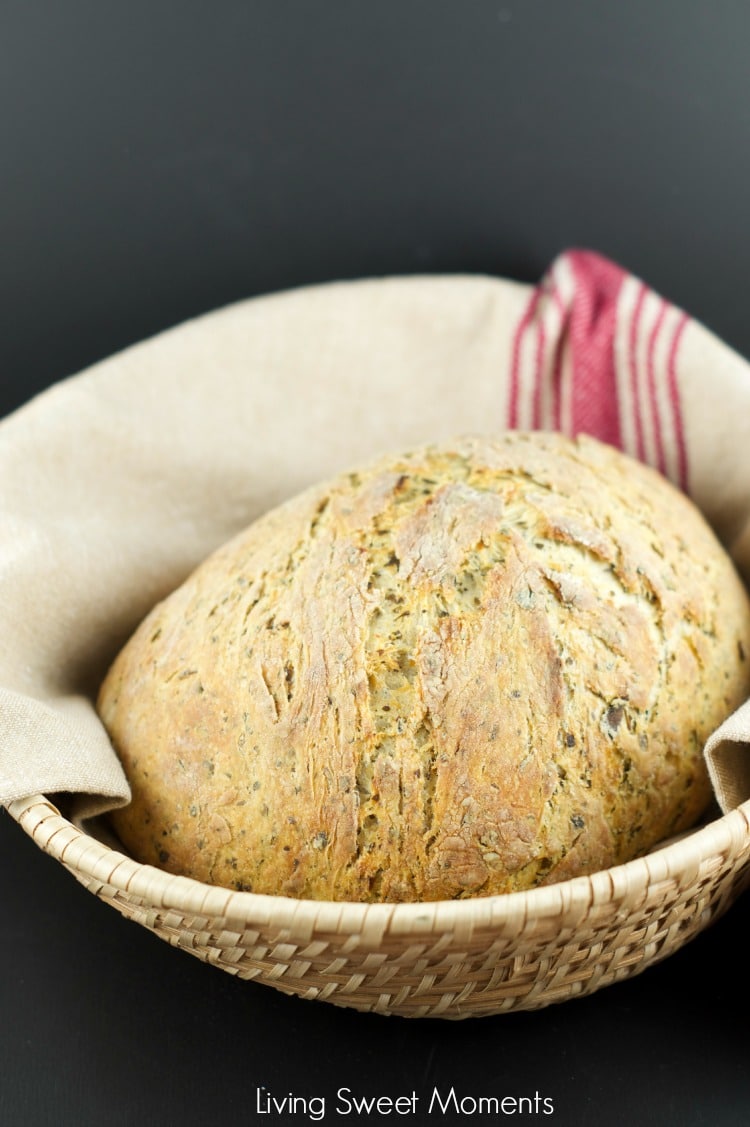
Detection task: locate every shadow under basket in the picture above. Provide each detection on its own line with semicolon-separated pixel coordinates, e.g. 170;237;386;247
8;792;750;1019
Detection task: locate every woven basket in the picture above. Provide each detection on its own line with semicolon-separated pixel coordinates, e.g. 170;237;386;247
5;267;750;1019
8;792;750;1018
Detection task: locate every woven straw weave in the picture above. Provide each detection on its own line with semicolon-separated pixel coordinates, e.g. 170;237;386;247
8;793;750;1018
5;262;750;1018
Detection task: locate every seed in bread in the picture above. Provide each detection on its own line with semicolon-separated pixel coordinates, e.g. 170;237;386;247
97;432;750;902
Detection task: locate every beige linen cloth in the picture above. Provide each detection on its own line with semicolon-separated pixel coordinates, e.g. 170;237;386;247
2;252;750;823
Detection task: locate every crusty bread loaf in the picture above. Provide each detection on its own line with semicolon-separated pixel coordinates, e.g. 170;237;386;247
98;432;750;902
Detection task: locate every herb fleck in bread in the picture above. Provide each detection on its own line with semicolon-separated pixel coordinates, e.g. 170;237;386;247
97;433;750;901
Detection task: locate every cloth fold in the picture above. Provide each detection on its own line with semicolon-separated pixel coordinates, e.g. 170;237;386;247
2;252;750;821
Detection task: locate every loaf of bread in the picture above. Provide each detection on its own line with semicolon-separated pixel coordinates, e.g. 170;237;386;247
97;432;750;902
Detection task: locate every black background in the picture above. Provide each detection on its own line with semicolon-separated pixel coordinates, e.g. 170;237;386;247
2;3;750;1125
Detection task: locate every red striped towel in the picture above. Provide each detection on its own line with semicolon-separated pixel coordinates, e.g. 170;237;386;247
1;252;750;816
507;249;690;491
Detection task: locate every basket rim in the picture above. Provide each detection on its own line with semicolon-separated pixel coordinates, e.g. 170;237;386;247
7;791;750;938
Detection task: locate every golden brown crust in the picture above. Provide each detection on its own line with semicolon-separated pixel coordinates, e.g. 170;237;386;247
98;432;750;901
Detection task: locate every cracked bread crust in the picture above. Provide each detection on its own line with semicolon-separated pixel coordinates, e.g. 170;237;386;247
98;432;750;902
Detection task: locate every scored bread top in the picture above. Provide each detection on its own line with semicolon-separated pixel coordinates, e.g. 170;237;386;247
98;432;750;902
